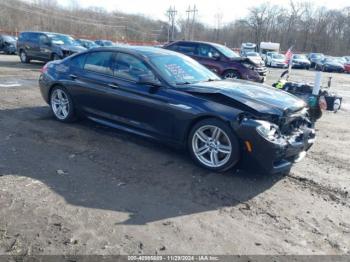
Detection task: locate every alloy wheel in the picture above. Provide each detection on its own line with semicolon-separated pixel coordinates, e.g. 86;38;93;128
20;51;26;62
192;125;232;168
51;89;70;120
224;71;239;79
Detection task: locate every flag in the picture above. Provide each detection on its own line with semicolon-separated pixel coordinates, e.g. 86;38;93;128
285;47;293;65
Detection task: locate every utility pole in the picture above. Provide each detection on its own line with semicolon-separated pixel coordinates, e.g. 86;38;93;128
166;6;177;42
190;5;198;40
185;6;191;40
184;5;198;41
124;25;128;42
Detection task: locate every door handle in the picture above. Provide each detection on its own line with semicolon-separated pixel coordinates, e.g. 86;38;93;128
69;74;77;80
108;83;119;89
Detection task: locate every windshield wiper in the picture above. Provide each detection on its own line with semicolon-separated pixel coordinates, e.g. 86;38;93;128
176;81;192;85
201;78;219;83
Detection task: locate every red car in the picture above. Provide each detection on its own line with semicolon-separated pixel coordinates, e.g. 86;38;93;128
163;41;267;83
345;63;350;73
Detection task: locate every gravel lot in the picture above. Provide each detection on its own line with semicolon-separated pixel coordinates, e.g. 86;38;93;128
0;54;349;255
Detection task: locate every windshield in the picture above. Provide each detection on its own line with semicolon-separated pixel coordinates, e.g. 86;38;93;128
324;58;336;63
246;52;259;57
150;54;221;85
293;54;307;60
336;57;346;63
103;41;114;46
83;40;98;48
310;53;323;59
272;54;285;59
48;34;75;45
212;44;240;59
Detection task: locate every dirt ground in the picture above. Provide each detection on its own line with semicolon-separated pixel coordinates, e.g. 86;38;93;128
0;54;349;256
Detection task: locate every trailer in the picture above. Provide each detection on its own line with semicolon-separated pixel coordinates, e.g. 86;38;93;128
259;42;280;60
240;42;257;55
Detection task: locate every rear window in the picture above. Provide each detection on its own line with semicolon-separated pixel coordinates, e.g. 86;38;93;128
84;52;114;75
168;43;197;56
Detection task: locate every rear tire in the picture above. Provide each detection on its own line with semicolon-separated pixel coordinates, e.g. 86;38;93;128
188;118;240;172
50;86;77;123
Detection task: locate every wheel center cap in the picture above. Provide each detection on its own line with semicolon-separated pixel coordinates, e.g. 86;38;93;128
208;142;216;149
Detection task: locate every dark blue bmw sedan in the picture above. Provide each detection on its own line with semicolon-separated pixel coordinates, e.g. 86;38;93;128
39;46;315;173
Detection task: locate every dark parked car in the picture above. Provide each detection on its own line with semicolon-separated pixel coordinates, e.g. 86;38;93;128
75;39;99;49
163;41;267;83
307;53;324;68
0;34;17;54
315;57;344;73
95;40;114;47
17;31;86;63
39;47;315;173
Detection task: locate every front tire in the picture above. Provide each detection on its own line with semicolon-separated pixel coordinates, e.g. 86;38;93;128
223;70;241;80
188;118;240;172
50;86;77;123
19;50;30;63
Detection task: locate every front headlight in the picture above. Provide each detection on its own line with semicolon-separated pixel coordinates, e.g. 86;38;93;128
256;120;280;140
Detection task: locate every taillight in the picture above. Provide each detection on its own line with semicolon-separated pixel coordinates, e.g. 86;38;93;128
40;63;49;74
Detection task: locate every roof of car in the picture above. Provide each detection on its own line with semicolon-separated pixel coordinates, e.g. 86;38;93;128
167;40;224;46
20;31;70;36
88;46;180;57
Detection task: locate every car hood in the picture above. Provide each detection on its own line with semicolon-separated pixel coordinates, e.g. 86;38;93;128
293;59;310;63
181;79;306;116
247;56;264;66
229;57;260;66
272;58;286;63
310;57;323;62
56;44;87;52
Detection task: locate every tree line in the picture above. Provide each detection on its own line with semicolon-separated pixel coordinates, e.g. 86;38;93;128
0;0;349;55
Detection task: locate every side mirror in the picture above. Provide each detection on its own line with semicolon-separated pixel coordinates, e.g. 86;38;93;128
213;52;221;60
138;75;162;87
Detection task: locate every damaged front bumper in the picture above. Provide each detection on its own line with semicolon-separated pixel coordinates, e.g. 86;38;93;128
234;119;315;174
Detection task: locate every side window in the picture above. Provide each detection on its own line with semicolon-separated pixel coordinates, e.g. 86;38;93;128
70;54;87;69
39;34;49;45
114;53;155;81
167;43;179;51
19;33;27;41
84;52;113;75
177;43;197;55
28;33;39;43
197;44;219;58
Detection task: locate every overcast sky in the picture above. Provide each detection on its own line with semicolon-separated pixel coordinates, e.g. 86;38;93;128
40;0;350;25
